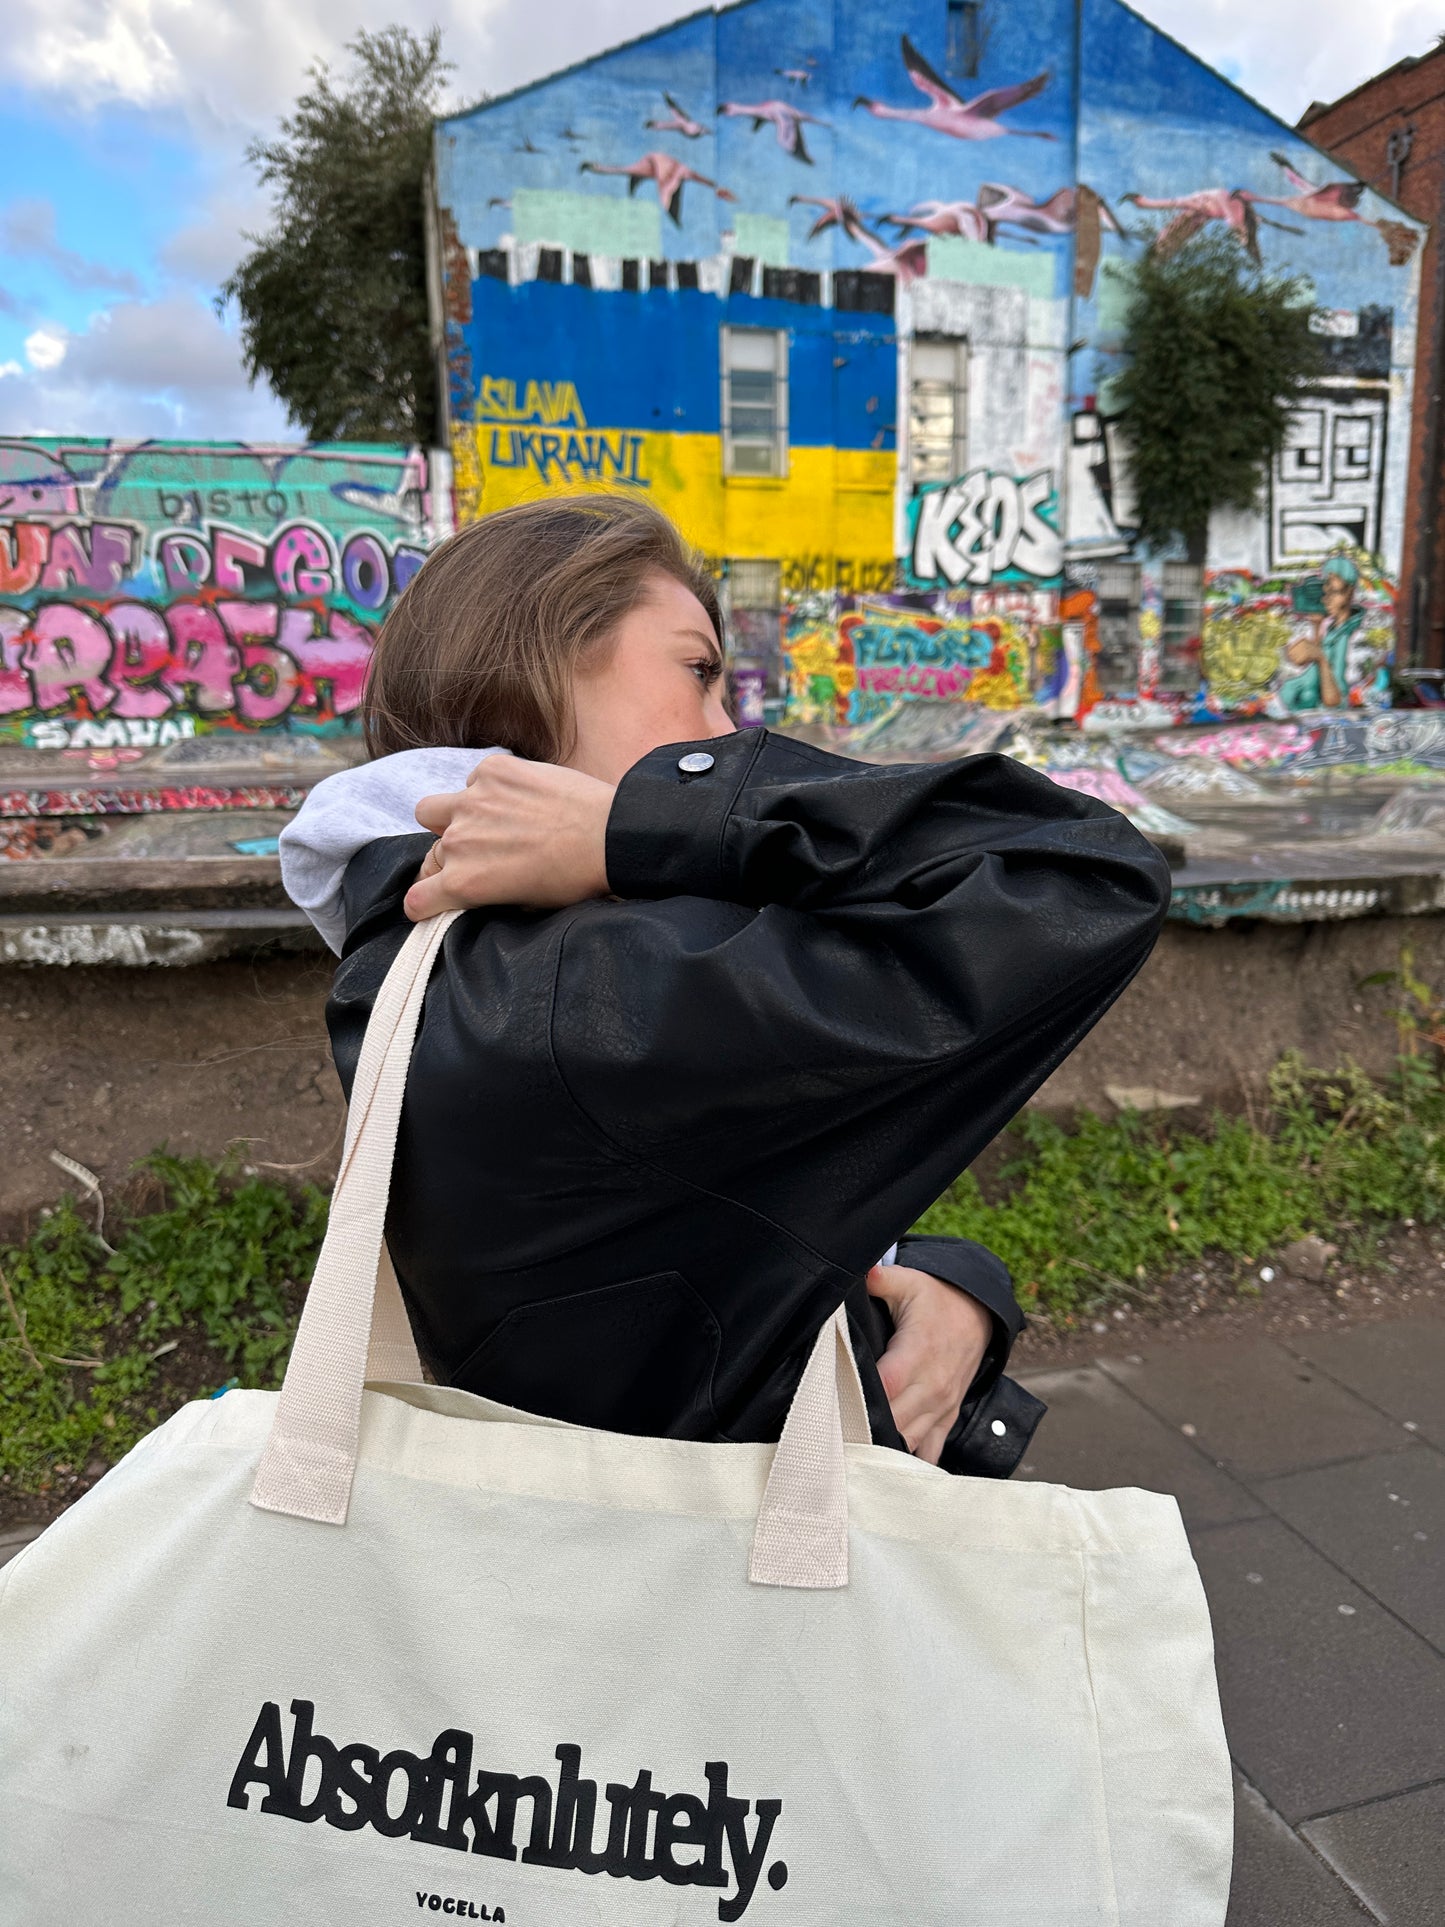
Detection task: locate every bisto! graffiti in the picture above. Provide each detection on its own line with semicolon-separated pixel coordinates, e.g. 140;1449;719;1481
0;516;425;748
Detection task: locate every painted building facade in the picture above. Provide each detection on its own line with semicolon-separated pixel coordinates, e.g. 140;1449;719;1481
1301;43;1445;673
0;440;448;753
431;0;1424;729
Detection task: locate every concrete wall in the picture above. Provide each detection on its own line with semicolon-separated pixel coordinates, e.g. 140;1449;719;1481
0;441;447;759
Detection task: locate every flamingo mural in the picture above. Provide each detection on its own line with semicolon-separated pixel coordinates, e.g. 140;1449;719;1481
644;93;707;139
578;152;736;225
835;198;929;284
880;200;990;242
1237;155;1420;266
1121;187;1279;264
717;99;829;163
977;183;1119;244
786;194;853;239
854;36;1054;143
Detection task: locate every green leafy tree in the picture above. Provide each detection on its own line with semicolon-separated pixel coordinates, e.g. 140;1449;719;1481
221;25;453;444
1108;230;1327;558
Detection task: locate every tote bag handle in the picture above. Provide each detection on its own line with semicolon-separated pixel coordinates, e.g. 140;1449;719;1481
252;913;871;1589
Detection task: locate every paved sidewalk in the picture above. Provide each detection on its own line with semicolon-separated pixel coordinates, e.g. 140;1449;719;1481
1020;1317;1445;1926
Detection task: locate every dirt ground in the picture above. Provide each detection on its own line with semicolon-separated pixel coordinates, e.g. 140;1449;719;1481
2;910;1443;1233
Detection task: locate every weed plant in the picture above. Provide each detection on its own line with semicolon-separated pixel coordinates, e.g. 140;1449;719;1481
916;1051;1445;1317
0;1155;326;1499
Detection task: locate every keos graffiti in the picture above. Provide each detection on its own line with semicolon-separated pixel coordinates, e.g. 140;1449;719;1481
0;440;444;749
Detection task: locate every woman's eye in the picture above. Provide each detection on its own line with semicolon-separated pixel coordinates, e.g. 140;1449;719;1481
691;659;722;687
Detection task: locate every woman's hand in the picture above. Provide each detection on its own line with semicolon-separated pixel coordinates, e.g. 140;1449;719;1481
404;755;617;920
868;1262;993;1465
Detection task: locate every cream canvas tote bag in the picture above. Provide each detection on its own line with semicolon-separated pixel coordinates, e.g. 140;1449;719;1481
0;911;1234;1924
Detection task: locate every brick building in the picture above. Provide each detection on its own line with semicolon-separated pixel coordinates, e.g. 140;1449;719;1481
1302;45;1445;670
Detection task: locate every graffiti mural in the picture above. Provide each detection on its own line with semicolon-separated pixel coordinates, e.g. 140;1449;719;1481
783;587;1060;727
907;469;1063;588
1202;551;1395;715
0;441;443;748
429;0;1423;721
1270;384;1388;568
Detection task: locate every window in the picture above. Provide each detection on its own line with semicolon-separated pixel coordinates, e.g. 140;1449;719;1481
762;266;821;306
729;255;756;296
946;0;984;79
834;270;894;316
722;327;788;477
726;560;784;701
1159;561;1203;691
1095;561;1141;693
909;338;968;487
536;248;563;283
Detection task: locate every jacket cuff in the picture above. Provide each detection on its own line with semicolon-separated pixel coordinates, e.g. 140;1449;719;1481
894;1234;1024;1345
939;1375;1047;1479
894;1233;1024;1410
605;730;764;901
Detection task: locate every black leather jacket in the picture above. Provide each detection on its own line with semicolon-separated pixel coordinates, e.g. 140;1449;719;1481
328;729;1171;1476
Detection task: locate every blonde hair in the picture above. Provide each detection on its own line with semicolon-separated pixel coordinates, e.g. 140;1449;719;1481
362;493;722;761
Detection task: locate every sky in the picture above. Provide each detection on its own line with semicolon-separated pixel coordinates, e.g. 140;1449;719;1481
0;0;1438;444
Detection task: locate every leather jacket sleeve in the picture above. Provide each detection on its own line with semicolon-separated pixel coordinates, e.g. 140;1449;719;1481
571;729;1169;1283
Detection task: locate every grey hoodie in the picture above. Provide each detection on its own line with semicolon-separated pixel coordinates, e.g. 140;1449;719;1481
277;746;505;954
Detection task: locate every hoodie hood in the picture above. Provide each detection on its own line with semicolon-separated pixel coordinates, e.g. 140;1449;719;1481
278;746;505;953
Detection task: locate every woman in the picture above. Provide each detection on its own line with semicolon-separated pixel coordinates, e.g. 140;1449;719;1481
280;493;1170;1474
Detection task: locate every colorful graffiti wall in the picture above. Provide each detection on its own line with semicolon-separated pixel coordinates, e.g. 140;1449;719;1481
432;0;1422;726
0;441;445;750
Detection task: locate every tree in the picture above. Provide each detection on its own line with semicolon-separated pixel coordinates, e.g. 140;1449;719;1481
221;25;453;445
1108;229;1326;558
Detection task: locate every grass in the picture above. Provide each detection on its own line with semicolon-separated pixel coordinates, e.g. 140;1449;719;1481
4;1019;1445;1502
914;1050;1445;1320
0;1153;326;1502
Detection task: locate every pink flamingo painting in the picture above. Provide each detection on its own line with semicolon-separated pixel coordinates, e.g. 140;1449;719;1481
854;36;1054;142
1121;187;1276;263
644;93;706;139
836;199;929;284
880;200;990;242
717;99;829;163
1237;154;1420;264
977;182;1118;242
787;194;853;239
579;153;736;225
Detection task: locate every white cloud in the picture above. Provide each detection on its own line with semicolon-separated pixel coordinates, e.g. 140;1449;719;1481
0;0;686;139
0;292;290;437
0;360;23;379
24;327;66;370
1102;0;1437;129
159;191;271;291
0;198;144;296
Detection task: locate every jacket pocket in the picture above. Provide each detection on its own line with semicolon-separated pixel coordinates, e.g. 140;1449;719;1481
451;1271;722;1437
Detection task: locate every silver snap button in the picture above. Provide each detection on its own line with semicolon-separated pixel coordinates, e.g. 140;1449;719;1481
677;751;715;774
991;1419;1007;1437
